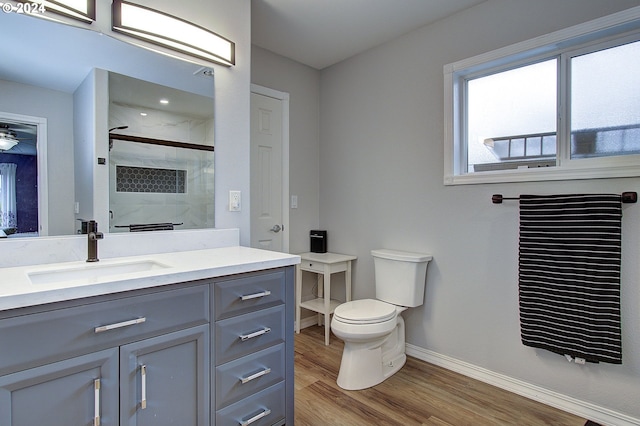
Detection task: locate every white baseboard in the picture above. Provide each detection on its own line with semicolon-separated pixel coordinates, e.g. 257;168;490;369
406;344;639;426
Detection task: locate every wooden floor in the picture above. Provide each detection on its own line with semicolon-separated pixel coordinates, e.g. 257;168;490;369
294;326;588;426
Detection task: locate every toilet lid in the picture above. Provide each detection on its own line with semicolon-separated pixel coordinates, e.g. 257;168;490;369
333;299;397;324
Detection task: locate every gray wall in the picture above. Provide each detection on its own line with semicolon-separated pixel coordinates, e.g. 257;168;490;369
319;0;640;419
253;0;640;420
251;46;321;255
73;70;98;233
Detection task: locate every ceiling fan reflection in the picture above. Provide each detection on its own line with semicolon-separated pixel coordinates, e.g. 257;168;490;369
0;123;36;153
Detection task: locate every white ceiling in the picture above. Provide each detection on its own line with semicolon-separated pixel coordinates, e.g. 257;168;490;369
1;1;488;93
251;0;487;69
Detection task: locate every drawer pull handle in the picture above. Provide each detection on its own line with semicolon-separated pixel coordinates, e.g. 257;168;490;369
94;317;146;333
240;408;271;426
94;379;101;426
140;364;147;410
240;367;272;384
240;327;271;341
241;290;271;301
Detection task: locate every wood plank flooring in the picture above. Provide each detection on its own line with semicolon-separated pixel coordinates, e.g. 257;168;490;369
294;326;588;426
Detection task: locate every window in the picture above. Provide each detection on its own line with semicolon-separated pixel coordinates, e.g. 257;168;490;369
467;59;557;172
444;7;640;185
570;40;640;159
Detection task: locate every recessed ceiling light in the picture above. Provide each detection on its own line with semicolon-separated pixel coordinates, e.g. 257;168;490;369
140;112;148;116
160;99;169;105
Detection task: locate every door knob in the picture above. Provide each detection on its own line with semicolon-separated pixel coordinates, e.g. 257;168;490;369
270;224;282;233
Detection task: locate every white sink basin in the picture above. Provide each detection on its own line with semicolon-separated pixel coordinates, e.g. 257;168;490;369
27;260;170;285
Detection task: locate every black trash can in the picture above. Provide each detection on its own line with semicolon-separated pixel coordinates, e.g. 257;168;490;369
310;230;327;253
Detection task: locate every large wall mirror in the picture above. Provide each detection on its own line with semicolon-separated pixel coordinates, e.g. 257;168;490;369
0;11;215;239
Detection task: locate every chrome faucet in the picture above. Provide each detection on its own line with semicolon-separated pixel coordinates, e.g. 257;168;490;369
87;220;104;262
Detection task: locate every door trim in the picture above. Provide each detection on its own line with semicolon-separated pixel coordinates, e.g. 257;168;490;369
250;84;290;253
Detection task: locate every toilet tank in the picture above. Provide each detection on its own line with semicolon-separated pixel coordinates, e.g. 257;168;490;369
372;249;432;307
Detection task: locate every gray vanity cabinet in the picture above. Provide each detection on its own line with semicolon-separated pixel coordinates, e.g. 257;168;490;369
0;282;210;426
213;267;294;426
0;265;295;426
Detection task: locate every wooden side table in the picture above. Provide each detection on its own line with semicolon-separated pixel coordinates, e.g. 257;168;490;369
295;252;357;345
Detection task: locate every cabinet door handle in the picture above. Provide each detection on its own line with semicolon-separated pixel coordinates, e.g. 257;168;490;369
140;364;147;410
94;317;146;333
240;408;271;426
239;327;271;341
240;290;271;301
94;379;101;426
240;367;272;384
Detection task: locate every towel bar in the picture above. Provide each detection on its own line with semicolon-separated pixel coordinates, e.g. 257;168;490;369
114;222;183;231
492;192;637;204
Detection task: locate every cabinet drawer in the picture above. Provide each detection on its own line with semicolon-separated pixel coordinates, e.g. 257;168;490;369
300;260;324;273
215;305;285;365
216;343;285;409
215;382;285;426
214;270;286;320
0;284;209;375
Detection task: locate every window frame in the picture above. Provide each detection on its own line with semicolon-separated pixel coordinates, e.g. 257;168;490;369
444;6;640;185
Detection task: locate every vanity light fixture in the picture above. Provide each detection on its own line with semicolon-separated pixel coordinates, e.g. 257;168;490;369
16;0;97;23
111;0;235;66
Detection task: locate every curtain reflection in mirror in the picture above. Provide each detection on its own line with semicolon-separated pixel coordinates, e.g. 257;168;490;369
0;163;17;229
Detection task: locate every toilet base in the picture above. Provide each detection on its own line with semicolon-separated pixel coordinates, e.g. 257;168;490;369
336;316;406;390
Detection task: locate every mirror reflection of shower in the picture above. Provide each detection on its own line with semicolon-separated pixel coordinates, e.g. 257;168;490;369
107;72;215;233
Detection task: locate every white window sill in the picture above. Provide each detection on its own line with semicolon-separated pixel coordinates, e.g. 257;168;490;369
444;163;640;186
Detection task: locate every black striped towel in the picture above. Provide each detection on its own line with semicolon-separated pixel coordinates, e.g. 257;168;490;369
519;194;622;364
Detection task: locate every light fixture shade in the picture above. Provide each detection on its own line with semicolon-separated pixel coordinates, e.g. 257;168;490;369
0;137;18;151
17;0;96;23
112;0;235;66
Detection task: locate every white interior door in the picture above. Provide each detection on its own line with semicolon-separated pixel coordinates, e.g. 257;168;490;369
250;88;289;252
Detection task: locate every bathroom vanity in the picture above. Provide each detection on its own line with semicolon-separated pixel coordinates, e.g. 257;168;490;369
0;245;299;426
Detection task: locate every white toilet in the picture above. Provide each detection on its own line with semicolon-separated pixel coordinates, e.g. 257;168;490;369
330;249;432;390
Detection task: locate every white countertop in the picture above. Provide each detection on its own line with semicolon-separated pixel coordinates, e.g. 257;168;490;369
0;246;300;311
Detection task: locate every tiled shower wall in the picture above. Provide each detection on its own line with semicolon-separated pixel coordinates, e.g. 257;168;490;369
109;142;214;232
108;103;214;232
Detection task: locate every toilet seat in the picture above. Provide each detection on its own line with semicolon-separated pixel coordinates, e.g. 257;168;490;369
333;299;397;325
